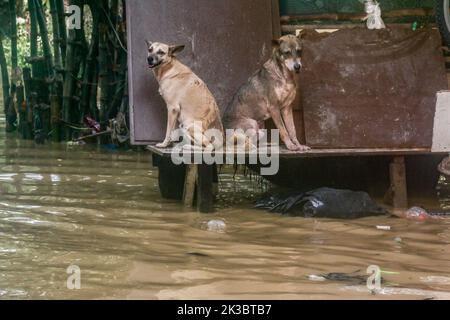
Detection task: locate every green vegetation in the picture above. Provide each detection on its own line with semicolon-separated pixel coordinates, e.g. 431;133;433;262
0;0;128;144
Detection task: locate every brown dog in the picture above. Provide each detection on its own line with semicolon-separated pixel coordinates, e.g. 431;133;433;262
146;41;223;149
223;34;310;151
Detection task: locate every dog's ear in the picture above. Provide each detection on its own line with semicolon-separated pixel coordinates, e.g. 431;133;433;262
169;45;185;56
145;40;152;48
272;39;281;48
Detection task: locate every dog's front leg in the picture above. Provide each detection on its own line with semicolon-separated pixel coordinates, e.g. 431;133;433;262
156;105;180;148
269;107;298;151
281;106;310;151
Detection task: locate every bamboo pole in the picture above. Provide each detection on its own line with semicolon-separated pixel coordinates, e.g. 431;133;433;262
49;0;62;73
34;0;57;142
0;35;10;124
55;0;66;66
88;60;99;120
98;0;113;127
49;0;63;141
108;0;127;121
22;67;33;139
80;2;99;121
62;0;83;139
28;0;38;75
9;0;18;72
35;0;55;80
7;0;18;131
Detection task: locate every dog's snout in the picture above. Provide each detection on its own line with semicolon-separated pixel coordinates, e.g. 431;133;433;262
147;56;154;65
294;63;302;71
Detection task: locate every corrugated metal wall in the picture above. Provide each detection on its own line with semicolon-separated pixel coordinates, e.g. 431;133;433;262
280;0;435;15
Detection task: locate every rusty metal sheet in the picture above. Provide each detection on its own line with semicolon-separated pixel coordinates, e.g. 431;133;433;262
299;28;448;149
126;0;279;144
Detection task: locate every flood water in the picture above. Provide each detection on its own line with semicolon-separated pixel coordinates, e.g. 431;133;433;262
0;115;449;300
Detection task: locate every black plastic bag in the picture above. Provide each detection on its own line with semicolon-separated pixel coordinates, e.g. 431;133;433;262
255;188;387;219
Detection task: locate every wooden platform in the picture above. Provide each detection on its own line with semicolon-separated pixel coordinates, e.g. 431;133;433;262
147;145;444;159
148;144;446;213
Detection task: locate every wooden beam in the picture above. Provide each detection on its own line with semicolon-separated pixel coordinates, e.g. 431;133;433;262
197;164;214;213
389;156;408;209
183;164;198;207
282;23;425;33
280;8;434;24
271;0;282;38
146;145;442;159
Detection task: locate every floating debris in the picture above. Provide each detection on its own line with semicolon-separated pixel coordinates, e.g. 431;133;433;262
394;237;403;243
205;220;227;233
405;207;429;222
187;252;209;258
308;275;327;282
255;188;387;219
320;272;371;286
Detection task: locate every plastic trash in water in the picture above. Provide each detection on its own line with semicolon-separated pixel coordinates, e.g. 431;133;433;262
206;220;227;233
255;187;387;219
67;140;86;147
363;0;386;30
405;207;429;222
308;275;326;282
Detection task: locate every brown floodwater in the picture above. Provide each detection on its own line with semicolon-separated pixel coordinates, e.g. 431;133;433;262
0;115;449;300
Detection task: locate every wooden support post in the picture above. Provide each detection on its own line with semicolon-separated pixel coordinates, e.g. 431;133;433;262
183;165;198;208
389;156;408;209
197;164;214;213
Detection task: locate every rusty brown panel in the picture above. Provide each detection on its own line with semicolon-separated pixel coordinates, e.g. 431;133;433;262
299;28;448;149
127;0;277;144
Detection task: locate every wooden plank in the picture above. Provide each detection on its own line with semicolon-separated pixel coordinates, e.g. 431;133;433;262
389;157;408;209
197;164;214;213
280;8;434;24
271;0;282;38
183;164;198;207
282;24;422;33
146;145;442;159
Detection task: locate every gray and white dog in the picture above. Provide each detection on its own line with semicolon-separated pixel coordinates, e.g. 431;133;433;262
223;34;310;151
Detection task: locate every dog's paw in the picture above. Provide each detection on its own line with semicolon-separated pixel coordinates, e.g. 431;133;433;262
286;143;300;151
297;144;311;152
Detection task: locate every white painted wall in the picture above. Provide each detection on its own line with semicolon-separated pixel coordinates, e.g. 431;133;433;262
432;91;450;152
